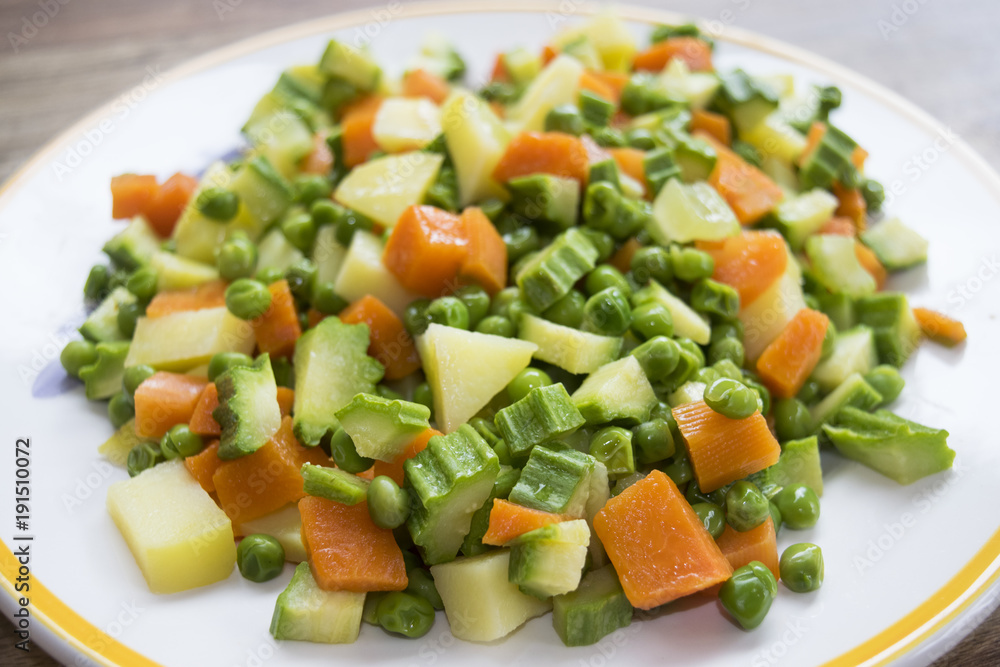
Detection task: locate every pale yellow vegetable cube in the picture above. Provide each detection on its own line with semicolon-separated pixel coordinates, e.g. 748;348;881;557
333;151;443;228
506;55;584;132
124;306;256;371
150;251;219;291
740;265;807;361
236;504;307;563
373;97;442;152
333;231;419;316
441;91;510;206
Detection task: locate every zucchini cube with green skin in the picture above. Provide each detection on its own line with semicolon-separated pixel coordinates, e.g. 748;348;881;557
506;174;580;231
805;235;876;298
518;313;622;375
319;40;381;91
214;354;282;460
509;446;596;517
245;111;315;180
293;318;385;446
237;503;306;563
257;228;305;274
334;393;431;462
811;326;878;393
860;217;929;271
516;228;599;312
333;151;444;229
667;380;707;407
103;216;161;270
79;341;130;400
270;562;365;644
584;461;610;568
301;464;370;505
650;180;739;245
643;147;681;196
461;465;521;558
824;407;955;485
816;291;855;332
799;124;859;190
551;14;637;72
631;280;711;345
810;372;883;430
508;519;591;599
311;225;347;285
659;59;720;110
740;111;808;166
405;425;501;565
854;292;922;367
552;564;633;646
572;356;658;426
124;306;256;372
770;189;839;251
80;287;136;343
761;436;824;496
712;69;779;133
494;383;585;457
431;550;552;642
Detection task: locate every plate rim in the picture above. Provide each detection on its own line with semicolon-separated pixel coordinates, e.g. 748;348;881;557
2;2;999;666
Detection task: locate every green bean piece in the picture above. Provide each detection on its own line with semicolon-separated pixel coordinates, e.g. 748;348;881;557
126;266;159;302
108;392;135;429
61;340;98;379
506;367;553;403
310;198;345;227
542;289;587;329
160;424;204;460
405;568;444;610
614;197;653;241
630;336;681;382
237;534;285;583
255;267;284;286
122;364;155;400
126;442;162;478
864;365;905;405
426;296;470;330
769;501;783;535
588;426;636;479
670;246;715;282
630;246;673;286
708;337;745;366
581;287;632;336
632;418;675;465
620;73;675;116
412;382;434;416
478;198;506;222
403;299;432;337
779;543;824;593
329;427;375;474
725;481;770;532
367;475;412;529
773;484;820;530
691;279;740;319
225;279;272;320
455;285;491;328
773;398;813;442
84;265;110;302
704;378;758;420
311;281;348;315
208;352;254;383
475;315;515;338
719;561;778;630
692;502;726;539
579;89;614;127
284;259;317;302
108;268;130;290
116;300;144;338
216;233;258;281
585;265;632;298
294;173;333;206
376;592;435;638
630;301;674;340
544;103;585;135
334;210;374;246
196;186;240;222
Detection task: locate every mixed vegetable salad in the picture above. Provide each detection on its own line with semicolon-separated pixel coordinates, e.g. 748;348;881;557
60;13;966;647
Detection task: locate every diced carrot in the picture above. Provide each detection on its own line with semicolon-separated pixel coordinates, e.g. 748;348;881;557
482;499;569;546
672;401;781;493
852;145;869;171
541;44;558;66
756;309;830;399
402;68;450;104
276;386;295;416
306;308;328;328
144;172;198;238
133;372;209;439
184;441;223;494
300;496;408;592
490;54;510;83
701;230;788;308
609;237;642;274
301;131;333;175
690;109;732;146
145;280;228;319
632;37;713;73
213;416;329;525
579;71;616;105
383;204;469;297
190;383;294;437
458;206;508;295
371;427;440;486
492;132;590;186
854;241;887;289
817;216;856;237
110;174;159;220
340;95;383;167
339;295;421;380
251;280;302;358
580;134;611;165
716;517;779;579
593;470;733;609
913;307;967;347
833;181;867;232
609;148;649;197
588;71;628;105
696;131;784;225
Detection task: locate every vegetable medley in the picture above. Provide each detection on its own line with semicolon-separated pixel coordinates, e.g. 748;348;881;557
62;13;966;648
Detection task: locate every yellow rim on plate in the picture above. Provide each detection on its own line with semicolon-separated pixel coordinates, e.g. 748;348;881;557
2;2;999;665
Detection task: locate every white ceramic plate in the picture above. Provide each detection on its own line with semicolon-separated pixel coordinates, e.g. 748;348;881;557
2;3;1000;666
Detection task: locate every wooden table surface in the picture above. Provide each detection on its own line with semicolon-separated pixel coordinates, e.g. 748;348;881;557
1;0;998;664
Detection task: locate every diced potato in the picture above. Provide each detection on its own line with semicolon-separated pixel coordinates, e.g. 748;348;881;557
739;265;806;361
107;460;236;594
741;112;808;166
441;91;510;206
372;98;442;153
236;503;307;563
659;59;720;110
150;251;220;291
99;419;147;467
333;231;419;315
506;55;584;132
551;14;637;72
333;151;443;228
125;306;256;371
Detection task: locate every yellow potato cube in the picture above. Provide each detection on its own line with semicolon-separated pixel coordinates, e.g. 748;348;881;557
124;306;256;371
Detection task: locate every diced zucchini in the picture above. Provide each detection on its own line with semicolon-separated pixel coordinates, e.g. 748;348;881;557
256;228;305;273
508;519;591;599
667;380;707;407
103;216;161;270
559;36;602;70
552;564;632;647
507;55;584;132
333;231;420;316
494;384;585;457
740;111;807;166
854;292;922;367
583;461;610;567
810;372;883;430
80;286;136;343
712;69;779;133
124;307;255;371
816;291;855;332
245;110;314;179
805;235;876;297
270;562;365;643
441;91;510;206
658;59;720;110
301;464;370;505
334;151;443;228
860;217;929;271
551;14;637;72
739;266;806;361
407;32;466;82
516;228;599;311
462;465;521;557
811;326;878;393
319;40;381;90
312;224;348;284
572;356;658;425
236;504;307;563
649;179;740;245
214;354;281;459
771;189;839;250
763;436;823;495
509;446;596;517
504;47;542;84
507;174;580;231
632;280;711;344
518;313;622;374
799;124;859;191
79;341;130;400
150;251;219;291
372;97;442;152
335;393;431;462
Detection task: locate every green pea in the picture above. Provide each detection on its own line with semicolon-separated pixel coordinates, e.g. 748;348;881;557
505;296;535;328
108;392;135;429
614;197;653;241
376;591;435;638
374;385;404;402
589;427;636;479
704;378;758;420
368;475;412;529
255;267;284;286
708;337;744;366
282;210;317;253
719;561;778;630
237;534;285;583
773;484;820;530
780;543;824;593
311;281;348;315
491;438;514;466
310;198;344;227
226;279;272;320
84;265;110;302
403;299;432;337
685;482;713;506
692;502;726;539
272;357;294;388
61;340;98;378
711;320;744;343
625;127;657;150
662;455;693;487
475;315;515;337
803;293;821;311
208;352;254;382
490;287;520;317
116;300;144;338
773;398;813;442
582;287;632;336
725;481;770;532
630;336;680;382
455;285;491;328
542;289;586;329
335;210;374;246
769;501;783;535
691;279;740;319
412;383;434;416
122;364;155;400
544;103;585;135
126;266;159;301
583;182;622;234
478;198;505;222
405;568;444;610
426;296;470;330
865;365;905;405
670;246;715;282
632;419;675;465
507;367;552;403
108;268;130;290
694;366;721;386
630;301;674;340
294;173;332;206
676;338;705;369
329;427;374;474
160;424;204;460
216;233;258;281
126;442;162;478
196;187;240;221
585;265;631;298
284;259;317;302
797;380;822;405
578;229;615;263
502;226;541;263
630;246;673;286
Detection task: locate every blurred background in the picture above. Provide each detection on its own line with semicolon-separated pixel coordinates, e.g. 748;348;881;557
0;0;998;664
